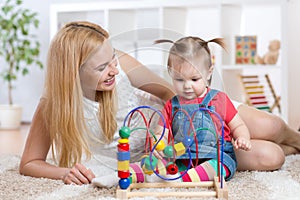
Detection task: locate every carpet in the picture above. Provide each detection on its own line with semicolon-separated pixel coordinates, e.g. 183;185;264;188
0;155;299;200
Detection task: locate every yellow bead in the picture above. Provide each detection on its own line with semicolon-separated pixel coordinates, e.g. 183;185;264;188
119;138;129;144
155;140;165;151
174;142;186;157
142;165;154;175
118;160;130;171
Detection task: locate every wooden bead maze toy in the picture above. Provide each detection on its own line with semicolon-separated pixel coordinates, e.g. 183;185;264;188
116;105;228;199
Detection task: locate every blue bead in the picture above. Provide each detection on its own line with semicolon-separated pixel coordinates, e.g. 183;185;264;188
183;136;193;147
119;178;130;189
117;151;130;161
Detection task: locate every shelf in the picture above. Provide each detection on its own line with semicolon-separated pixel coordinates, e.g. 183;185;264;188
221;64;281;70
221;0;286;6
49;0;288;120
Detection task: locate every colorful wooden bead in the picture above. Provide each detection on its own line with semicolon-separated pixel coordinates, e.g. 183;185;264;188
163;145;173;158
118;160;129;171
174;142;186;156
117;143;129;151
118;138;129;144
144;156;158;170
119;178;130;189
119;126;131;138
142;165;154;175
118;170;130;179
183;136;193;147
155;140;165;151
166;162;178;175
117;151;130;161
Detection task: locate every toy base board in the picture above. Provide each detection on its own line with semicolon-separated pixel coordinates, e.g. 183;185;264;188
116;177;228;199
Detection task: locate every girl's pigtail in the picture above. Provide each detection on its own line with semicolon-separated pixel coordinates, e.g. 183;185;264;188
207;38;227;51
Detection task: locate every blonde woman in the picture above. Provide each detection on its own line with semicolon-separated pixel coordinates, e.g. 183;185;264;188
19;21;174;185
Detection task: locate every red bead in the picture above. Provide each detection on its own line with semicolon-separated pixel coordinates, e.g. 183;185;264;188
118;143;129;151
166;162;178;175
118;170;130;178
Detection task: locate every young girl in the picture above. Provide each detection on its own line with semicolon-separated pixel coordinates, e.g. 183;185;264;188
153;37;251;181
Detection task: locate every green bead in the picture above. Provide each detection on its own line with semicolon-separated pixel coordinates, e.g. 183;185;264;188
119;126;131;138
144;156;158;170
163;145;174;158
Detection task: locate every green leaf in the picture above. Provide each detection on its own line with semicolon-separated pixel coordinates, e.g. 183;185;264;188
22;68;28;75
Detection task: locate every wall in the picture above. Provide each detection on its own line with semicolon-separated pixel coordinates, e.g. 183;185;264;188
287;0;300;129
0;0;51;122
1;0;98;121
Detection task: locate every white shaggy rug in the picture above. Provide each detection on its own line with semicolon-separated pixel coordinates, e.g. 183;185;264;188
0;155;299;200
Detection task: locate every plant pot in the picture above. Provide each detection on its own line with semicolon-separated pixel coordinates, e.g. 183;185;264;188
0;105;23;130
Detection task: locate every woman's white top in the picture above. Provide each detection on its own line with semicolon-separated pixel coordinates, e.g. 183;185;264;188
82;64;162;176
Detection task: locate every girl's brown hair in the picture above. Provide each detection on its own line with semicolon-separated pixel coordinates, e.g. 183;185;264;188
155;36;226;71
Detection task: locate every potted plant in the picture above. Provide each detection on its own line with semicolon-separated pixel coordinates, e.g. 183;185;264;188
0;0;43;129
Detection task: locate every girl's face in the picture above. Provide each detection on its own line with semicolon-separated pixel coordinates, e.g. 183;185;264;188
80;40;119;92
169;58;212;100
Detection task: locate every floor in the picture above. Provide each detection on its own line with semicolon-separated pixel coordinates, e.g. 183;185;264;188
0;124;30;156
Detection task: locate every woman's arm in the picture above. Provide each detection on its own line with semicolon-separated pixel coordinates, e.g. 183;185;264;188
19;99;69;179
117;50;175;102
19;99;95;184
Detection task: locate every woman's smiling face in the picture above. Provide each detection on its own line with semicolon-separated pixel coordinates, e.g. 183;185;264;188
80;39;119;92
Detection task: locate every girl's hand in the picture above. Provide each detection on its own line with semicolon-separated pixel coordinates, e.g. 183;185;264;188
234;137;252;151
62;163;95;185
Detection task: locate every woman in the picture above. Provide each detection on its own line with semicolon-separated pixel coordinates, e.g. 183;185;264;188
19;21;174;185
19;21;300;185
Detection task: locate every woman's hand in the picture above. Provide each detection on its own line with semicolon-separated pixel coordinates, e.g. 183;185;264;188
62;163;95;185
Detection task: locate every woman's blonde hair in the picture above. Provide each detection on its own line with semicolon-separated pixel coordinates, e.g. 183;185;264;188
44;21;117;168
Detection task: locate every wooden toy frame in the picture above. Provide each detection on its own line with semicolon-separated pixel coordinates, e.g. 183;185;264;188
116;105;228;200
116;177;228;199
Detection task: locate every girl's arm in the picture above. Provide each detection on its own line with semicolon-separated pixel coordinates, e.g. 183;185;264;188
19;99;94;184
228;114;252;151
117;50;176;102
